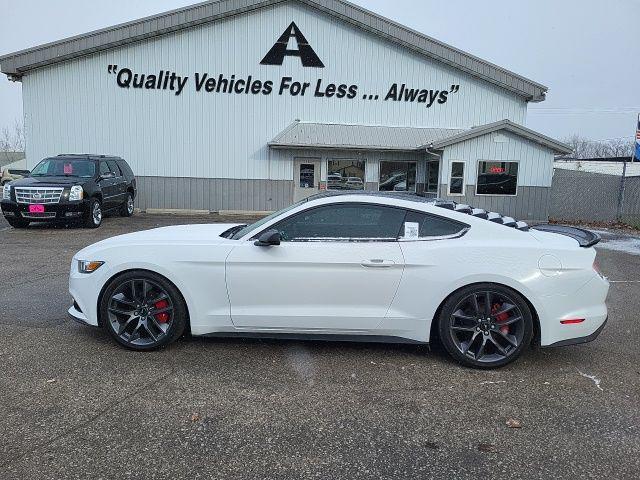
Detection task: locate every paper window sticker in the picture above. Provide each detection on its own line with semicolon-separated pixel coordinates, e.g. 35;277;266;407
404;222;419;239
64;163;73;174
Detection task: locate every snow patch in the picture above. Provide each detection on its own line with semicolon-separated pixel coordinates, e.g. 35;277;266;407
577;370;603;391
596;237;640;256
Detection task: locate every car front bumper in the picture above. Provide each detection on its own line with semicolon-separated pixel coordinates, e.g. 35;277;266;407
1;199;90;222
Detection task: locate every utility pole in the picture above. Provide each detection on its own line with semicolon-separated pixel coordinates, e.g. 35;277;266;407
616;114;639;222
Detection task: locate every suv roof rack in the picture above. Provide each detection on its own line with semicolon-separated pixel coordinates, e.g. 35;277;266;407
56;154;124;160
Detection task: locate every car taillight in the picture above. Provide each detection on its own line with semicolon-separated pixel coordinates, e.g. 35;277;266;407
560;319;585;325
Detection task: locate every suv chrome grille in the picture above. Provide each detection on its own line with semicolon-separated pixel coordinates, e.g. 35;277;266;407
15;187;64;204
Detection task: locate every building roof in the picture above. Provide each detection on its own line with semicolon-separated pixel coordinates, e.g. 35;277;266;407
269;121;464;151
0;0;547;102
557;156;636;163
269;119;571;154
428;119;573;155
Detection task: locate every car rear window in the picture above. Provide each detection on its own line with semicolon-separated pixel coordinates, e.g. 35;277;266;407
400;211;468;239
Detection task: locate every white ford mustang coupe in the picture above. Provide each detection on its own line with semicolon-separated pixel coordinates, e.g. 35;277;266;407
69;192;609;368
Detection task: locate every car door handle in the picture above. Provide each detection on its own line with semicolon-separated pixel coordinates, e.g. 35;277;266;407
361;259;396;268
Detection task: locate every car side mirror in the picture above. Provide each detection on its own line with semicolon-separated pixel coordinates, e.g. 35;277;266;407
99;172;115;181
254;230;281;247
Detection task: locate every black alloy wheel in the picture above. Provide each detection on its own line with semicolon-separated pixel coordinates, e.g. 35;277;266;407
100;271;187;350
438;283;533;368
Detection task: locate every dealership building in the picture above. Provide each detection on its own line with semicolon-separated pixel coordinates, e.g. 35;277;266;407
0;0;571;219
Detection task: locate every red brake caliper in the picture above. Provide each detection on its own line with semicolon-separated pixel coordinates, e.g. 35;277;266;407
492;303;510;335
154;300;170;323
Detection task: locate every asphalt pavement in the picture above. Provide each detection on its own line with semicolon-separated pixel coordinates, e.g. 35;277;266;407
0;213;639;479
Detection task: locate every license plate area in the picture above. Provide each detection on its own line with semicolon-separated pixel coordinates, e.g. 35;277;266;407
29;204;45;213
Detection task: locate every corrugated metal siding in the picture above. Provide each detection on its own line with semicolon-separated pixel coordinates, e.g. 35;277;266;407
0;0;547;101
439;185;550;221
441;131;554;188
135;176;292;211
22;0;528;189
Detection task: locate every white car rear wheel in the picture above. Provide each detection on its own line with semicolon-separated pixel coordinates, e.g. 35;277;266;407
438;283;533;369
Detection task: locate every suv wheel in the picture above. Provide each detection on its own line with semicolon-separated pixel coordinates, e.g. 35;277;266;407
84;198;102;228
437;283;533;369
6;217;29;229
119;193;134;217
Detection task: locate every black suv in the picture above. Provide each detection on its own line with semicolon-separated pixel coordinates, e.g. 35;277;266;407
1;154;137;228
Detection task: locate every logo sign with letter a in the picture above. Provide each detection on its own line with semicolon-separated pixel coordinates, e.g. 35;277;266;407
260;22;325;68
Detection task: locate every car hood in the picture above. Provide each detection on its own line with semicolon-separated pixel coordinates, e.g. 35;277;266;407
76;223;243;257
9;176;85;187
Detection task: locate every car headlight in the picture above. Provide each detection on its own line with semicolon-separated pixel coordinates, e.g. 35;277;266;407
78;260;104;273
69;185;84;201
2;184;10;200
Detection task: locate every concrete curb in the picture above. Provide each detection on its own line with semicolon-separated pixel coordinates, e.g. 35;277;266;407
144;208;211;216
141;208;272;217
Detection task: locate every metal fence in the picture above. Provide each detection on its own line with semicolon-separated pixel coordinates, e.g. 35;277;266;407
550;164;640;226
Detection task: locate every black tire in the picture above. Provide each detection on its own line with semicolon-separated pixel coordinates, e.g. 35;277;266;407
84;197;102;228
99;270;187;351
119;192;134;217
437;283;533;369
6;217;29;229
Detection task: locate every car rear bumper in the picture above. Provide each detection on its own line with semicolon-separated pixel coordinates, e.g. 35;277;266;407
539;274;609;347
2;199;89;221
544;316;608;347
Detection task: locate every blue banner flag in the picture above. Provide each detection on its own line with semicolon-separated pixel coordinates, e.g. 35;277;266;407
636;114;640;160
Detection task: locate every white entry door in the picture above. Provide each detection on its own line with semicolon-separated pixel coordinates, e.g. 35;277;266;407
293;158;321;202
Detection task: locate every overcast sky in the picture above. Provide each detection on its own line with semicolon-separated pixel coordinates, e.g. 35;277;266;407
1;0;638;142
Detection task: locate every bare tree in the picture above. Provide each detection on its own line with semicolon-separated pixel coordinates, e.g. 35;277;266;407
0;119;25;153
0;119;25;165
562;135;634;159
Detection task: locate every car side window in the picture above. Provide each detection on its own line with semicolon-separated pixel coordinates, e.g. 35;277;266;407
400;211;468;239
271;204;406;242
99;161;111;176
117;160;134;177
107;160;122;176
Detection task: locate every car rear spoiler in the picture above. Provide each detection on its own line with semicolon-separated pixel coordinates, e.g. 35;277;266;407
531;224;601;248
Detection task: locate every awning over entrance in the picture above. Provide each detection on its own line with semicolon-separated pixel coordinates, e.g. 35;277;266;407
269;119;572;155
268;121;464;152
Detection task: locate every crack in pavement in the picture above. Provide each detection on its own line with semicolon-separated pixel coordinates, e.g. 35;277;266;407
0;370;175;469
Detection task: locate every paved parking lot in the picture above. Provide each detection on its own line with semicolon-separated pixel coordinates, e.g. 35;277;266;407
0;214;639;479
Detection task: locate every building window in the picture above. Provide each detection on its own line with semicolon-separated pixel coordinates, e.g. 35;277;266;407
476;161;519;196
426;161;439;193
379;161;416;192
448;161;465;195
299;164;315;188
327;159;365;190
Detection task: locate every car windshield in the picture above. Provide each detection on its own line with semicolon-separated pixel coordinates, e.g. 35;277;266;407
231;199;309;240
30;158;95;178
